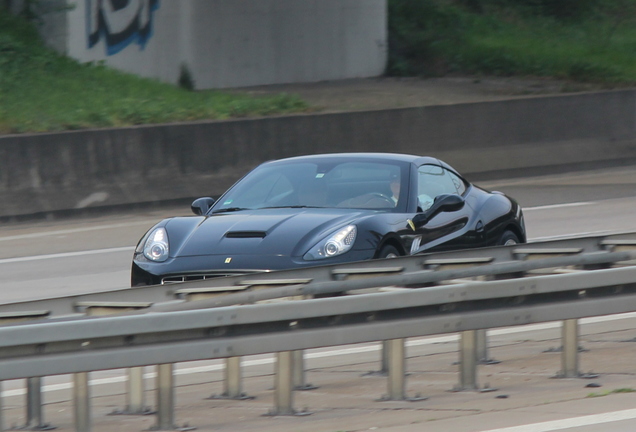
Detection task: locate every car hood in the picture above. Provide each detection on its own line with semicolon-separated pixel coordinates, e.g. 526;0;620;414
168;208;373;258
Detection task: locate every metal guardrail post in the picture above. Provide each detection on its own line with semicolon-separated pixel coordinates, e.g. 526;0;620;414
337;269;403;378
381;341;390;374
154;364;175;430
560;319;580;378
25;376;55;430
0;311;53;431
476;329;500;365
73;372;90;432
148;363;196;432
554;311;598;380
241;281;318;393
362;340;390;377
271;351;294;415
292;350;317;391
456;331;497;392
208;356;253;400
385;339;405;400
176;287;254;401
554;318;598;379
224;357;242;398
379;339;426;402
457;330;479;391
475;330;488;363
124;366;150;414
24;375;55;431
267;351;311;416
77;302;153;416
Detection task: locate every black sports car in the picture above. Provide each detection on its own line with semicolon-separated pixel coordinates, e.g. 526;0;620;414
132;153;525;286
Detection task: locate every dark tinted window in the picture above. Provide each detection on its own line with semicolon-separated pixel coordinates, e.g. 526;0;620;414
417;165;465;210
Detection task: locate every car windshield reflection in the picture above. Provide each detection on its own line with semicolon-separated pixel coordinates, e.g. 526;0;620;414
211;160;408;214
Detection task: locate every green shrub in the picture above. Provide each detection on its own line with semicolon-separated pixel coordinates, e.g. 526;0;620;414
388;0;468;76
388;0;636;84
178;63;195;91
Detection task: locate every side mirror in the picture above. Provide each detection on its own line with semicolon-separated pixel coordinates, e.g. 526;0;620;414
411;194;464;228
191;197;216;215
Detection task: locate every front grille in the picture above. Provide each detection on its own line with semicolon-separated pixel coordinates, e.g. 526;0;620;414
162;274;236;284
161;269;268;284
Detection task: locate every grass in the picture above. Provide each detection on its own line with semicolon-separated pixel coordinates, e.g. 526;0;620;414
0;10;309;134
587;388;636;398
388;0;636;84
4;2;636;134
450;17;636;82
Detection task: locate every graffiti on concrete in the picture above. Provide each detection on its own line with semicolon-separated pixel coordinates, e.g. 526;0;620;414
87;0;160;55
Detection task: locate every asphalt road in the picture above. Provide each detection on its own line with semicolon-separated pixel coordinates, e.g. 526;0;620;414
2;164;635;297
0;163;635;431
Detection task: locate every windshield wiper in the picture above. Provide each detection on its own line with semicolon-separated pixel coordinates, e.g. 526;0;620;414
212;207;250;214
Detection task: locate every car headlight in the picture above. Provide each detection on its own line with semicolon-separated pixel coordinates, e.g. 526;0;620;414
142;227;170;262
304;225;356;261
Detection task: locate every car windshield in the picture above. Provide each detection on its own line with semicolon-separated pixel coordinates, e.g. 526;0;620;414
212;159;409;213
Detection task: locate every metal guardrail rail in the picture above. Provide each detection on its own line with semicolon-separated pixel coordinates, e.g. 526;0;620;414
1;231;636;318
1;231;636;431
2;260;636;379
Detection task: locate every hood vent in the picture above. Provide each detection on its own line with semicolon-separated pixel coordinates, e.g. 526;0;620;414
225;231;267;239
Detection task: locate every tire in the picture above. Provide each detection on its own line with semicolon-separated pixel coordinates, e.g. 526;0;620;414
378;244;401;259
498;230;520;246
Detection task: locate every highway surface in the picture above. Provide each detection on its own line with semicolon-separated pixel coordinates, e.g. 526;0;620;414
1;164;636;432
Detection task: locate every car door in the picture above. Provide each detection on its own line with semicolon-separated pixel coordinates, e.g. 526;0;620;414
407;164;475;254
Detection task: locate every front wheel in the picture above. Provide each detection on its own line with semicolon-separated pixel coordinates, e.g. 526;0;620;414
498;230;520;246
378;244;401;259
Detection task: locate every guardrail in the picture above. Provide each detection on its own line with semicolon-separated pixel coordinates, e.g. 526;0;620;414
3;231;636;317
1;231;636;431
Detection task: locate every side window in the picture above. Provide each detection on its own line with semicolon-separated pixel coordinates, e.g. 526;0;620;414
447;170;467;196
417;165;464;210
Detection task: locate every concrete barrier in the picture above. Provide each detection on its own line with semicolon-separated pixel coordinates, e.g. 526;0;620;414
1;90;635;220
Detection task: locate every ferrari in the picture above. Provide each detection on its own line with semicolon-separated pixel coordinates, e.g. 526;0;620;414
132;153;525;286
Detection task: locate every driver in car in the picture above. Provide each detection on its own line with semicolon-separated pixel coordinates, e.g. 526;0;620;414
389;174;400;206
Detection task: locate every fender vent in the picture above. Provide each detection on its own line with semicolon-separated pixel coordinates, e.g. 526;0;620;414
225;231;267;238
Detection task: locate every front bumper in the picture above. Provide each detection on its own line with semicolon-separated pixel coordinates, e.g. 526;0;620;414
131;249;375;286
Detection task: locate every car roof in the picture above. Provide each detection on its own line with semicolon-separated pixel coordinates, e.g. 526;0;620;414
262;152;441;166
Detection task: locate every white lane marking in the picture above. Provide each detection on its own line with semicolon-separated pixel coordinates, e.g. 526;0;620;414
479;409;636;432
0;247;134;265
524;201;595;211
5;312;635;398
530;231;616;242
0;221;152;242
